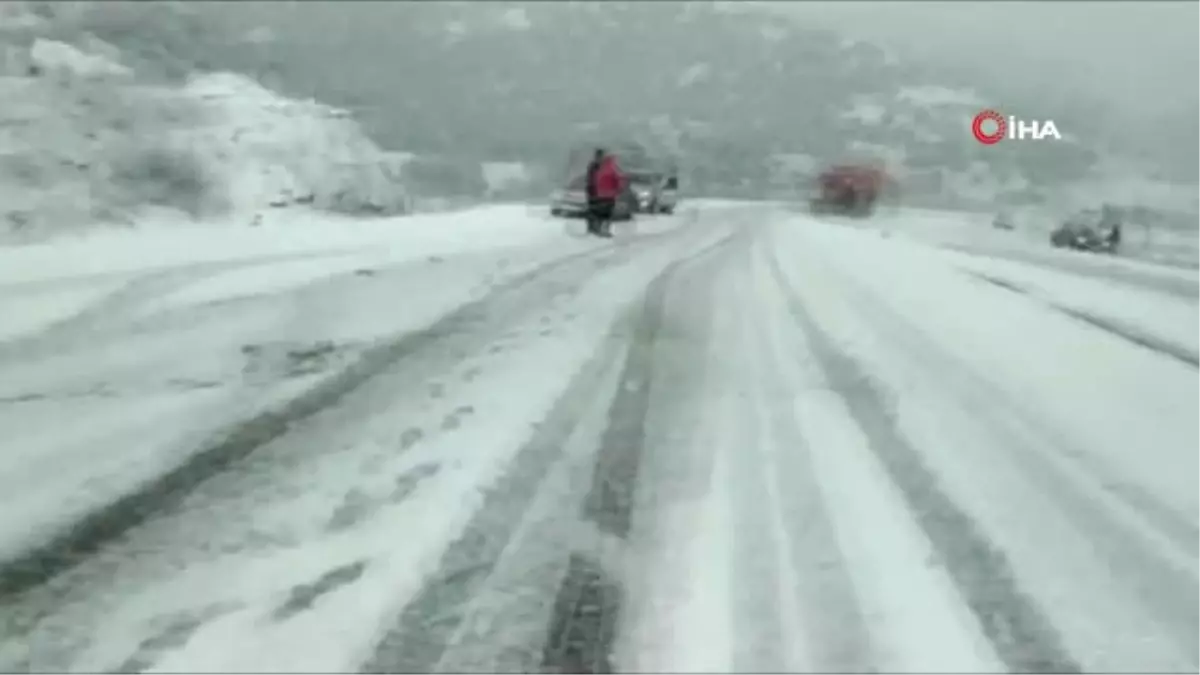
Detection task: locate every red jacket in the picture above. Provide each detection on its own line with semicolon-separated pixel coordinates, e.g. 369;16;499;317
592;156;625;200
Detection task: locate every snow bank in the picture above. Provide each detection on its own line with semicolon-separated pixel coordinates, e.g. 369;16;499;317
0;204;562;286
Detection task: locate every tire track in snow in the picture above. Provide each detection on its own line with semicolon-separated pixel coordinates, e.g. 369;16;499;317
763;248;1083;674
946;245;1199;302
969;272;1198;369
739;243;875;673
0;249;376;362
960;270;1200;559
724;358;789;672
602;230;731;674
363;229;739;674
541;230;742;675
793;246;1198;667
970;272;1026;295
0;240;642;604
1055;307;1199;368
358;328;629;674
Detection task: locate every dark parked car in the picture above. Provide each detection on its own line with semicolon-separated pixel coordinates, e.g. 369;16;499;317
1050;209;1120;254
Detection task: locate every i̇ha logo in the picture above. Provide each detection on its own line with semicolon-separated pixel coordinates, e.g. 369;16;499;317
972;109;1061;145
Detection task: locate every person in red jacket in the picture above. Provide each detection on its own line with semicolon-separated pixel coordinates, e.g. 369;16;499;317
586;149;625;238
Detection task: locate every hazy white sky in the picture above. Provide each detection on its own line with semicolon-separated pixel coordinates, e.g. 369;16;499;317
763;1;1199;120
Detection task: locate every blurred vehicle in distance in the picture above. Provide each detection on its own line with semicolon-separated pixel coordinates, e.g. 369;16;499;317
1050;207;1121;254
627;169;680;214
809;164;888;217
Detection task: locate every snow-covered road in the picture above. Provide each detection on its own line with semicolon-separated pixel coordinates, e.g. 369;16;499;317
0;203;1196;673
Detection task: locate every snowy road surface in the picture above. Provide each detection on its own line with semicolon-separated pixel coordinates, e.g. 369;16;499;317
0;203;1196;673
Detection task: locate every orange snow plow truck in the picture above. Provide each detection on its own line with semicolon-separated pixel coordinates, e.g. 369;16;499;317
809;164;890;217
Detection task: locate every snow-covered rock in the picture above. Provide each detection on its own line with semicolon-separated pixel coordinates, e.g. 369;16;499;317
169;72;410;218
29;38;130;78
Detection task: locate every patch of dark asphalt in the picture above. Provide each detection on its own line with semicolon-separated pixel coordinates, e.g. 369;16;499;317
166;378;223;390
241;340;353;381
271;559;369;622
538;553;620;675
324;456;446;530
399;427;425;451
326;463;442;533
578;262;668;540
0;385;117;404
392;463;442;503
106;604;238;674
765;251;1083;674
0;242;633;604
439;405;476;431
362;228;740;675
969;272;1030;295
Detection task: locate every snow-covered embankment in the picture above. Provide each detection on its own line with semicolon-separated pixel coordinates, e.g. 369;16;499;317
1;9;410;242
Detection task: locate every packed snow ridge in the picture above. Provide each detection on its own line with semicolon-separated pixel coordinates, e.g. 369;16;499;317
0;4;410;242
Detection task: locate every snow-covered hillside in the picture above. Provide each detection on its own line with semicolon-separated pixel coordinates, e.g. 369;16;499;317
1;1;1193;242
0;3;409;241
162;0;1196;217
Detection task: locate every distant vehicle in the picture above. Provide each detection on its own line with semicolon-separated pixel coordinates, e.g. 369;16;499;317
549;174;636;221
1050;209;1120;254
809;165;888;217
993;211;1015;230
656;173;680;214
626;170;680;214
548;174;588;218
